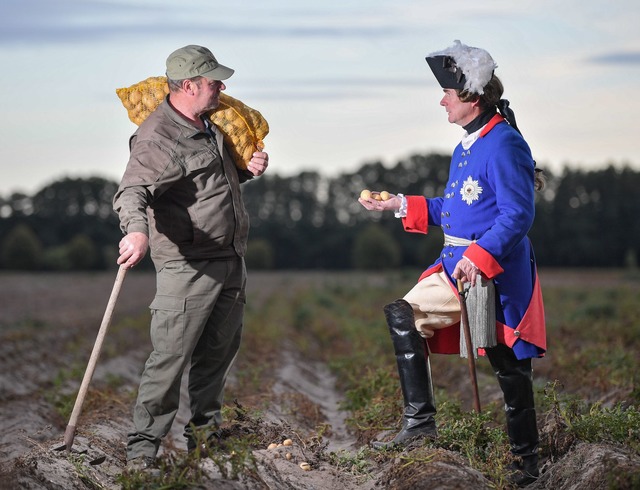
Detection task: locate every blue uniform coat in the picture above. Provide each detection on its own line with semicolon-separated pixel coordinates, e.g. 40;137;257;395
402;115;546;360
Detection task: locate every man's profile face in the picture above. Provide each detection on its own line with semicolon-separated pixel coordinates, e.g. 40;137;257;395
193;78;225;116
439;88;476;127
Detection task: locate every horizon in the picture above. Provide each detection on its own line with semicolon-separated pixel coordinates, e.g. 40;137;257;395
1;0;639;196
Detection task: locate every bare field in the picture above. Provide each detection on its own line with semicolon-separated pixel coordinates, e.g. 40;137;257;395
0;268;638;489
1;267;633;328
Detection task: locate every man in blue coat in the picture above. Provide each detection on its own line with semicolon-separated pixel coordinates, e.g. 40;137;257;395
359;40;545;487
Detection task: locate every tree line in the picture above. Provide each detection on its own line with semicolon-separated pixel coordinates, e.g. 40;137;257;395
0;153;638;271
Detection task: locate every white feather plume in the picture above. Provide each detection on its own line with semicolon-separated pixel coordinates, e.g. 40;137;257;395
428;40;497;94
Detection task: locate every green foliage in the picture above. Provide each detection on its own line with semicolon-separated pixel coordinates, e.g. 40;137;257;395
607;471;640;490
66;234;99;269
571;403;640;448
69;453;108;490
624;248;638;270
351;224;402;269
245;238;275;269
0;223;43;269
44;365;87;420
340;365;401;431
542;381;640;451
41;234;99;270
117;405;280;489
207;436;258;480
118;452;208;489
0;177;121;271
327;446;372;477
40;313;150;421
434;401;511;474
541;285;640;403
42;245;72;270
2;160;640;269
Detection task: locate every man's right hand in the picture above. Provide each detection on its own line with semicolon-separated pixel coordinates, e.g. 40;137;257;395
358;193;401;212
117;232;149;269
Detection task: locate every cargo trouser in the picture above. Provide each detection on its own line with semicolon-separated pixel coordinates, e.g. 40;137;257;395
126;257;246;461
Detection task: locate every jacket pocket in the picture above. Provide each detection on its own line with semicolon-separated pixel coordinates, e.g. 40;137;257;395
183;148;216;174
149;295;186;355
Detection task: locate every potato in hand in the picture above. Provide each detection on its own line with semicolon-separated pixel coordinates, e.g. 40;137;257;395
360;189;391;201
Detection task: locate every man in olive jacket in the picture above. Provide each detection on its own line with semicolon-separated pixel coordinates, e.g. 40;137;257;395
113;45;269;470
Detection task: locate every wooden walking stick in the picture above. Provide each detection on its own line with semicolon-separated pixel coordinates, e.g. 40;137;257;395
457;279;482;413
62;265;128;451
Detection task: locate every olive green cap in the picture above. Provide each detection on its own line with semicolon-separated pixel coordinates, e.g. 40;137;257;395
165;45;234;81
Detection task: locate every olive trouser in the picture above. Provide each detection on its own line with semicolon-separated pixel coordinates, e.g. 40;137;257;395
127;258;246;461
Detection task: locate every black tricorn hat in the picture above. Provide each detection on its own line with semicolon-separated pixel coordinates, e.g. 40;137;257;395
425;40;497;95
425;55;466;91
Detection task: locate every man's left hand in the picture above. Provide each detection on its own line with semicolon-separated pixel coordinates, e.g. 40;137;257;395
452;257;481;287
247;151;269;176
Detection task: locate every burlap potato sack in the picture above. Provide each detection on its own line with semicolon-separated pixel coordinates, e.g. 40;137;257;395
116;76;269;170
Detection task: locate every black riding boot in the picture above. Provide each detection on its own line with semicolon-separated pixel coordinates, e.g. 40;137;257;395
486;344;539;487
372;299;437;449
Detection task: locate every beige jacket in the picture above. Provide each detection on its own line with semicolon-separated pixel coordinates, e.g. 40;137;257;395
113;98;250;270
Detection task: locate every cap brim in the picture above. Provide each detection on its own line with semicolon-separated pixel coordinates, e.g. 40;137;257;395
201;64;235;81
425;55;465;90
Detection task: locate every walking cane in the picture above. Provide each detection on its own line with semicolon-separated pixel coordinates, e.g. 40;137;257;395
62;265;128;451
457;279;482;413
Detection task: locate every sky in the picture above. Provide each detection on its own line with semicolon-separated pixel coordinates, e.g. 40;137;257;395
1;0;639;197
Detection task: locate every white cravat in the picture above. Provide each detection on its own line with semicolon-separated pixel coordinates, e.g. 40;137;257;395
461;125;484;150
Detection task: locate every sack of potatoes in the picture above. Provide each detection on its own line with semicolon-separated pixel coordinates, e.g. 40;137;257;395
115;76;269;170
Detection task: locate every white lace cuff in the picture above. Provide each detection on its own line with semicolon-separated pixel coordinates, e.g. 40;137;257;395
394;193;407;218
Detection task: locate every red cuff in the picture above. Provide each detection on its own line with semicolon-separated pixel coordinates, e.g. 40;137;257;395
463;242;503;278
401;196;429;234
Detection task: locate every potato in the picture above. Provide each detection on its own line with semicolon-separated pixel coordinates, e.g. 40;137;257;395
360;189;371;200
129;90;142;105
380;191;390;201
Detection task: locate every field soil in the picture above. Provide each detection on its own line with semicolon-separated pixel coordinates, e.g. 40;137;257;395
0;269;638;489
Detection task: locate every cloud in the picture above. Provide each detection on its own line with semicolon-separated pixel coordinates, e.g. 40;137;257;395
1;0;401;45
588;51;640;65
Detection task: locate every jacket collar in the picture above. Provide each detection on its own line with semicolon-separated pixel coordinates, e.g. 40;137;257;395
160;96;207;138
480;114;505;137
